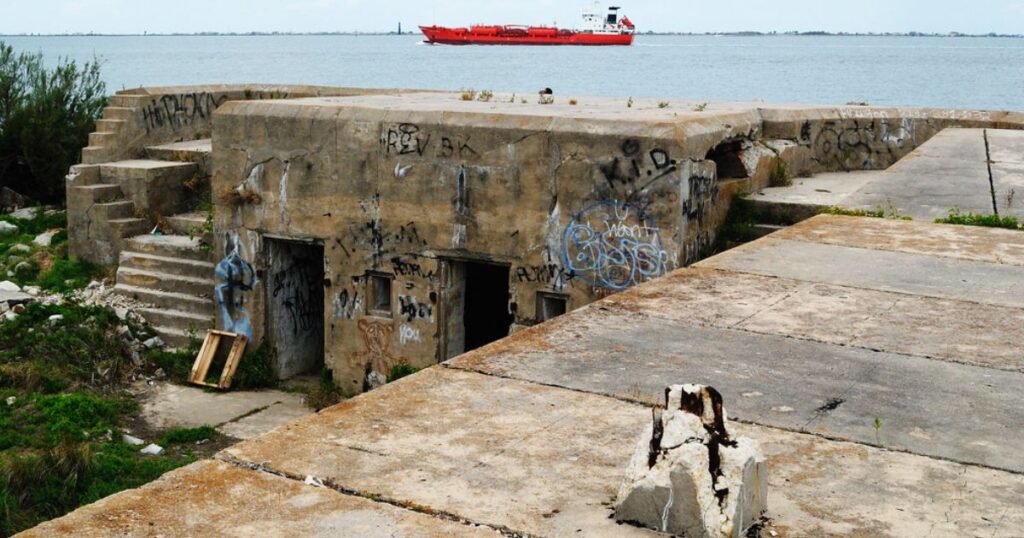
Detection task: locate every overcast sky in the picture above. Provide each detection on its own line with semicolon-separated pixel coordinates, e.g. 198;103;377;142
1;0;1023;35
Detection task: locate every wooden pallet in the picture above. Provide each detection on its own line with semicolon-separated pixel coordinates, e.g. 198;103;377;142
189;330;248;390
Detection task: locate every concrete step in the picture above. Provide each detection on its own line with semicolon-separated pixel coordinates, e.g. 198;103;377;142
119;251;215;280
102;106;134;121
81;146;115;165
109;218;152;239
148;325;201;350
68;184;124;204
88;131;117;147
109;94;148;108
113;284;216;314
137;307;214;337
164;212;208;236
99;160;198;183
145;139;212;164
117;267;214;298
94;119;126;133
751;224;788;239
125;234;212;262
94;200;136;220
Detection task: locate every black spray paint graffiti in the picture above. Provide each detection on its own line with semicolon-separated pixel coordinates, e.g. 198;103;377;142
271;257;320;336
514;264;576;291
600;139;679;190
379;123;478;160
682;172;720;225
333;287;361;320
563;200;668;291
398;295;433;323
813;119;912;169
215;235;258;340
391;257;436;279
140;92;229;133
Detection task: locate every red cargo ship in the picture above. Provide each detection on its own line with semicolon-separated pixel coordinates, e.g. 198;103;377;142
421;5;635;46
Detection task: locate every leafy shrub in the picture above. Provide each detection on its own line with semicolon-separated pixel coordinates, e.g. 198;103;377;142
388;363;421;383
0;42;106;205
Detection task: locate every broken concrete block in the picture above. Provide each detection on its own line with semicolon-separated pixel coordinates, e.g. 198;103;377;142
0;281;20;292
143;337;165;349
122;434;146;446
615;385;768;538
140;444;165;456
33;230;58;247
0;221;17;236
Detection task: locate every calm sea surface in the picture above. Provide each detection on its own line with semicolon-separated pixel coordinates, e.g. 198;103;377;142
3;34;1023;111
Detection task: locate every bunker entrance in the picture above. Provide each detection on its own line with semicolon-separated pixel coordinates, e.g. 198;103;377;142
442;260;513;359
266;238;325;380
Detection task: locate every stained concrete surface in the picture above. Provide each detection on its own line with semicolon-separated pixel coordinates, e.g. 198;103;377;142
24;215;1024;537
20;460;501;538
135;382;311;440
756;128;1024;221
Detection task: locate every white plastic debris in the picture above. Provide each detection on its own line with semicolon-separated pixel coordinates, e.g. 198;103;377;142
140;444;165;456
615;385;768;538
122;434;146;446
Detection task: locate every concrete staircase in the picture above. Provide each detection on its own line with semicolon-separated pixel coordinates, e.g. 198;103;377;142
114;235;216;349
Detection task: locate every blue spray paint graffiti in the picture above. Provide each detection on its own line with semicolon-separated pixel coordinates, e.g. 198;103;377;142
563;200;668;291
215;236;259;340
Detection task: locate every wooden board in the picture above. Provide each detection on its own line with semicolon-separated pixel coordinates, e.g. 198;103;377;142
189;330;248;390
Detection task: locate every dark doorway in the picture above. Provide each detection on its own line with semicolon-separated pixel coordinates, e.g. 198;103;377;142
441;260;512;359
266;238;325;379
464;262;513;352
706;140;748;179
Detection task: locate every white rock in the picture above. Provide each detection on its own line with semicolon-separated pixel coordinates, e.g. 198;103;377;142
0;281;21;292
615;385;768;538
22;286;41;296
8;207;39;220
47;314;64;326
140;444;164;456
365;370;387;390
122;434;146;446
143;337;165;349
0;221;17;236
3;311;16;321
5;396;15;406
9;244;31;254
33;230;58;247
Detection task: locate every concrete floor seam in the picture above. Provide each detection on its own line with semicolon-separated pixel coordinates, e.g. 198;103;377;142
440;363;1024;477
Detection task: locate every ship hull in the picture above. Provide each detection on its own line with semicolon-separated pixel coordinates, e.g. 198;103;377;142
420;26;634;46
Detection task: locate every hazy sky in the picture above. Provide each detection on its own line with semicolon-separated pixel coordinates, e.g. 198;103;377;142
1;0;1023;35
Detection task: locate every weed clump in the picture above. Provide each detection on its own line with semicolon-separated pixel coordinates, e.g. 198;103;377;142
934;208;1022;230
305;370;345;411
388;363;421;383
159;426;215;446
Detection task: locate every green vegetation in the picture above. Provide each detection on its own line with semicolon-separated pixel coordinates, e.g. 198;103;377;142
0;210;103;290
159;426;215;447
768;158;791;187
388;363;421;383
0;301;194;535
693;102;709;112
820;200;910;220
147;340;279;391
934;208;1022;230
304;370;344;412
0;42;107;205
657;101;670;109
476;90;494;102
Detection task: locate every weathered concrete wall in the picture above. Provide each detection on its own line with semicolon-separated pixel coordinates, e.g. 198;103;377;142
209;93;1024;393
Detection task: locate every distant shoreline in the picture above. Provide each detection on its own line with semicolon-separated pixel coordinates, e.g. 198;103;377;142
1;31;1021;38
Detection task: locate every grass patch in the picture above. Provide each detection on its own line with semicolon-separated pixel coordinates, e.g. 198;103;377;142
820;201;910;221
34;257;101;293
388;364;421;383
146;339;278;391
934;208;1022;230
159;426;215;446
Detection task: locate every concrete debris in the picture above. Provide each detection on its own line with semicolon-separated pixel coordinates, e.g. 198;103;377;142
303;475;325;488
33;230;59;247
365;370;387;391
140;444;165;456
122;434;146;446
0;281;21;292
143;337;165;350
615;385;768;538
22;286;41;296
0;221;17;236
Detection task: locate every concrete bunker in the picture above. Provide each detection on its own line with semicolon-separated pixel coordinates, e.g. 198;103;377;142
441;259;514;360
706;140;748;180
266;237;325;379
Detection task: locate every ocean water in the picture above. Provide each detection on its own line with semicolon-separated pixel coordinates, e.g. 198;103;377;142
2;34;1023;111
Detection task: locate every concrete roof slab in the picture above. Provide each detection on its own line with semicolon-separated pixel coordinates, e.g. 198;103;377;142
19;460;500;537
772;215;1024;266
448;311;1024;473
697;237;1024;309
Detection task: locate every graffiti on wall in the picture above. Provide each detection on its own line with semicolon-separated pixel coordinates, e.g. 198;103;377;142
600;139;680;190
563;200;668;291
514;264;576;291
358;319;403;377
379;123;479;160
270;255;320;336
813;119;912;169
215;235;258;340
141;92;229;133
398;294;433;323
333;287;361;320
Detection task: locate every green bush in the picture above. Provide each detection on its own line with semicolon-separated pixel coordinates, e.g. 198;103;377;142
0;42;106;205
388;364;421;383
